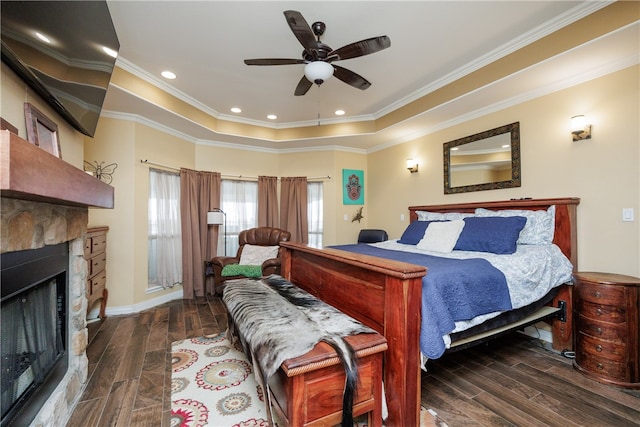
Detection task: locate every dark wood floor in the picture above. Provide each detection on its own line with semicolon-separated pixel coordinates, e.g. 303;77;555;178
67;296;229;427
422;337;640;426
67;296;639;427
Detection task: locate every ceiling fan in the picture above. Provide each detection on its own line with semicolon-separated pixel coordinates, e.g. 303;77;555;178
244;10;391;96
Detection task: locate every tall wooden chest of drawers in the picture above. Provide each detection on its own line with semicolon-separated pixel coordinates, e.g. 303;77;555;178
573;272;639;388
84;226;109;320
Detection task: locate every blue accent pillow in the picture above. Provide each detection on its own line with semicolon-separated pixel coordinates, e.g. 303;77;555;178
398;221;434;245
454;216;527;254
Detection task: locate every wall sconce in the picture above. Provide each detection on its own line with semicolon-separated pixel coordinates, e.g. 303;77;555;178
571;115;591;141
207;208;226;255
406;159;418;173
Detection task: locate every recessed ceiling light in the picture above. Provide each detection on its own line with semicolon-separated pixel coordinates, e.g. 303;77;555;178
35;32;51;44
231;107;242;113
102;46;118;58
451;147;459;151
335;110;345;116
501;144;510;148
267;114;277;120
161;71;176;80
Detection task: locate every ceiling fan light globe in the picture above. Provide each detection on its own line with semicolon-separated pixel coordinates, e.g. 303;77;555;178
304;61;334;86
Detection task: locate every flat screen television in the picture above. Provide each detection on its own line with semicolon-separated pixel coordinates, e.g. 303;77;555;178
1;1;119;137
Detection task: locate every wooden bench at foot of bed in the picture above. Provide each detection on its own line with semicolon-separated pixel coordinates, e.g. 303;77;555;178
269;333;388;427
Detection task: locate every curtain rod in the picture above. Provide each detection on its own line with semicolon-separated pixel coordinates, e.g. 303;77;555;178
141;160;331;181
140;159;180;171
221;174;331;182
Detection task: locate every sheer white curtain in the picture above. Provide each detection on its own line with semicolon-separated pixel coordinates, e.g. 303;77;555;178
148;169;182;289
307;182;323;248
220;180;258;256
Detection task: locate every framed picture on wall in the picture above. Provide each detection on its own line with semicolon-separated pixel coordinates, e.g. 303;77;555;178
342;169;364;205
24;102;61;158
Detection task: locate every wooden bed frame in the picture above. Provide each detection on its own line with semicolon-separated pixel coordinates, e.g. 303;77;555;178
280;197;579;426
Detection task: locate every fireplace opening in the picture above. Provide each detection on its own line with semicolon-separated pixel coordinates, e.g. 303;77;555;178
1;243;68;427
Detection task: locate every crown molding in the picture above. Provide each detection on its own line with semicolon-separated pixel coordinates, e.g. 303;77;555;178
113;2;610;131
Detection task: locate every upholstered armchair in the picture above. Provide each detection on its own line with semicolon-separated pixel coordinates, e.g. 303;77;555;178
210;226;291;295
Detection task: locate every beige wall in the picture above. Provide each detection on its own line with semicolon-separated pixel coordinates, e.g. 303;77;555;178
329;151;368;245
84;118;136;310
368;65;639;276
3;61;638;313
0;63;85;167
86;119;197;310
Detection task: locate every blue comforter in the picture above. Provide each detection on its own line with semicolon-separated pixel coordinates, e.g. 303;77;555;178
330;244;512;358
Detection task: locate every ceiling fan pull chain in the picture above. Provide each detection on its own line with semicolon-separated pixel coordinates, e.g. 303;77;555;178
317;89;321;126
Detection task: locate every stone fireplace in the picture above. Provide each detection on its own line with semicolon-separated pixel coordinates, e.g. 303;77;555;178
1;199;89;427
1;130;114;426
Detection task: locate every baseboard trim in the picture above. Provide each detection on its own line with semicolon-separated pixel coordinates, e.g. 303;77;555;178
87;288;183;320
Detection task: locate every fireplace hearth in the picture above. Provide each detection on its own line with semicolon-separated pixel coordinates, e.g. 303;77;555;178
1;243;68;427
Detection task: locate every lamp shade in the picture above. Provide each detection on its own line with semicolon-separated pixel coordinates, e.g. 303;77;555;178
571;115;587;133
207;211;224;225
304;61;334;85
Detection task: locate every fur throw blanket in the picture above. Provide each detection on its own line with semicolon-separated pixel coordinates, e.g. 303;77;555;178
223;275;376;427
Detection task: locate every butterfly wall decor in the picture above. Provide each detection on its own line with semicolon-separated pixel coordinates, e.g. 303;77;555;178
84;161;118;184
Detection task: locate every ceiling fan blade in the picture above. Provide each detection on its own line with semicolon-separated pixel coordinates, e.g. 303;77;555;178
244;58;306;66
283;10;318;58
332;65;371;90
328;36;391;61
294;75;313;96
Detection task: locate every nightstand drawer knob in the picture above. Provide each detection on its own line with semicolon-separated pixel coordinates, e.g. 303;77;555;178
596;327;602;335
596;308;603;316
594;291;601;298
597;363;604;370
595;345;603;352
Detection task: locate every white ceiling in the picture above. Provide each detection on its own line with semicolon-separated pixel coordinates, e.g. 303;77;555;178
102;1;638;152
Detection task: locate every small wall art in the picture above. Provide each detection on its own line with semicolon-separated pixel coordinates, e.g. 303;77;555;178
24;103;61;158
342;169;364;205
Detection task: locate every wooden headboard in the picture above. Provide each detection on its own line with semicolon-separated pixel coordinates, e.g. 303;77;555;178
409;197;579;269
280;197;579;427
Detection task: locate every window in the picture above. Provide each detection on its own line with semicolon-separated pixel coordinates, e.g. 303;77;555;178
218;179;323;252
220;180;258;256
308;182;323;248
148;169;182;289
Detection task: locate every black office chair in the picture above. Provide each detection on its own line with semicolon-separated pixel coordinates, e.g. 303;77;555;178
357;229;389;244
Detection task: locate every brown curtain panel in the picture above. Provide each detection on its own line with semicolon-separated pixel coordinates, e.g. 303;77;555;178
279;176;308;243
180;168;221;298
258;175;279;227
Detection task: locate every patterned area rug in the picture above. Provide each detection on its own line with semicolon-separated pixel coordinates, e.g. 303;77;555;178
171;332;269;427
171;332;446;427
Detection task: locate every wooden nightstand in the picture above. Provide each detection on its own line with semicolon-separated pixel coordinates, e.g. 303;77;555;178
573;272;639;388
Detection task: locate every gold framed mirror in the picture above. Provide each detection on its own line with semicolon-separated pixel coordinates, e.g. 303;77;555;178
443;122;521;194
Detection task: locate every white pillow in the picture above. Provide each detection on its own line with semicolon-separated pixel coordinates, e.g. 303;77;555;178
416;210;473;221
417;220;466;253
239;244;279;265
474;205;555;245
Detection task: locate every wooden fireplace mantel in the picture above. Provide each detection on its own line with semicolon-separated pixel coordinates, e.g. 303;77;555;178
0;130;114;208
